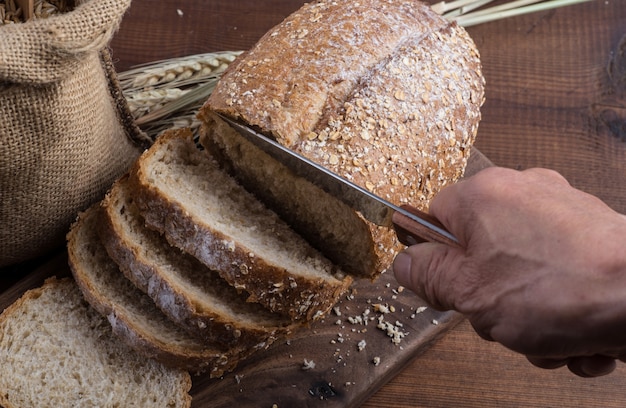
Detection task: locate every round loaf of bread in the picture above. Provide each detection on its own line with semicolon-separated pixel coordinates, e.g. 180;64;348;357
201;0;485;277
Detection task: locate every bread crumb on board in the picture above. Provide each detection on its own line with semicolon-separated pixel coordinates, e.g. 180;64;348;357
319;280;437;395
376;315;408;345
302;358;316;370
324;281;434;374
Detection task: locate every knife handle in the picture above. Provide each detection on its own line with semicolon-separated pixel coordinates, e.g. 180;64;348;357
392;204;460;248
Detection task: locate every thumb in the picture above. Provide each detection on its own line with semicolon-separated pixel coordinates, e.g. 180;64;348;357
393;243;464;311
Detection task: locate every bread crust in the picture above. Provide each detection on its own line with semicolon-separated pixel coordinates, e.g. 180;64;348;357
130;129;353;321
205;0;451;146
201;0;485;277
99;175;298;348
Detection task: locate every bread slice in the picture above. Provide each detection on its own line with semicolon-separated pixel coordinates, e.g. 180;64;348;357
67;205;258;376
201;0;485;278
200;113;387;278
99;174;297;347
0;277;192;408
130;128;352;321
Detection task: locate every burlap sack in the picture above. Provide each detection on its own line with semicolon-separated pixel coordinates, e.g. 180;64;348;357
0;0;151;267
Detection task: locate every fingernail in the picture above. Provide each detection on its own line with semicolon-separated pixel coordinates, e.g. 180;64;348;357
393;251;412;286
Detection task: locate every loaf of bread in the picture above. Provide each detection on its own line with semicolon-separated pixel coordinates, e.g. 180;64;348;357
0;277;192;408
130;128;352;321
67;204;258;375
99;174;298;347
200;0;485;278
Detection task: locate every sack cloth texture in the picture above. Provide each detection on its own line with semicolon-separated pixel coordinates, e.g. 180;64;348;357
0;0;151;268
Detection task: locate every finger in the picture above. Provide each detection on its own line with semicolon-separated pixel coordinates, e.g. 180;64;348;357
526;356;569;370
393;243;464;311
427;167;514;241
567;356;616;378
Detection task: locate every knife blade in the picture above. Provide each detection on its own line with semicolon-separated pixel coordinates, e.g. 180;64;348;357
217;113;459;247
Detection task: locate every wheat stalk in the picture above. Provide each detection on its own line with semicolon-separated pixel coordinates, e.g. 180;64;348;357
121;0;594;139
125;88;188;119
118;51;241;139
431;0;488;14
442;0;495;18
118;52;241;91
450;0;595;27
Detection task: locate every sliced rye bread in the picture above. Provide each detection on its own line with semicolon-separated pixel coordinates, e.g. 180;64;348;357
130;128;353;321
67;205;259;376
99;174;298;347
0;277;192;408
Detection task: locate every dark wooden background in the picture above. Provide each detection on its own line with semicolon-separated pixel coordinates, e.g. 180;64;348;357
113;0;626;406
4;0;626;407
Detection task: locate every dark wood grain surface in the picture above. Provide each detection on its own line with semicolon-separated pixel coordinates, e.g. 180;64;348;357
3;0;626;406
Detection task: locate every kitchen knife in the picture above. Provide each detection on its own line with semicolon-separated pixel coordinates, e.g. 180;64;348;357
218;113;459;248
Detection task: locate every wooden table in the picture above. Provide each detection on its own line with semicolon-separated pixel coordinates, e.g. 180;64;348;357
109;1;626;405
4;0;626;406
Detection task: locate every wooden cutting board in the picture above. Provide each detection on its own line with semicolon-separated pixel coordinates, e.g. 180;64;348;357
0;149;492;407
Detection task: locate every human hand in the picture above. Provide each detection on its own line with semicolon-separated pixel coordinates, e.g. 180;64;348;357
393;167;626;377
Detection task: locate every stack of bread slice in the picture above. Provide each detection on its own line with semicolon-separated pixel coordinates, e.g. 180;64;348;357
66;127;353;376
0;123;358;407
